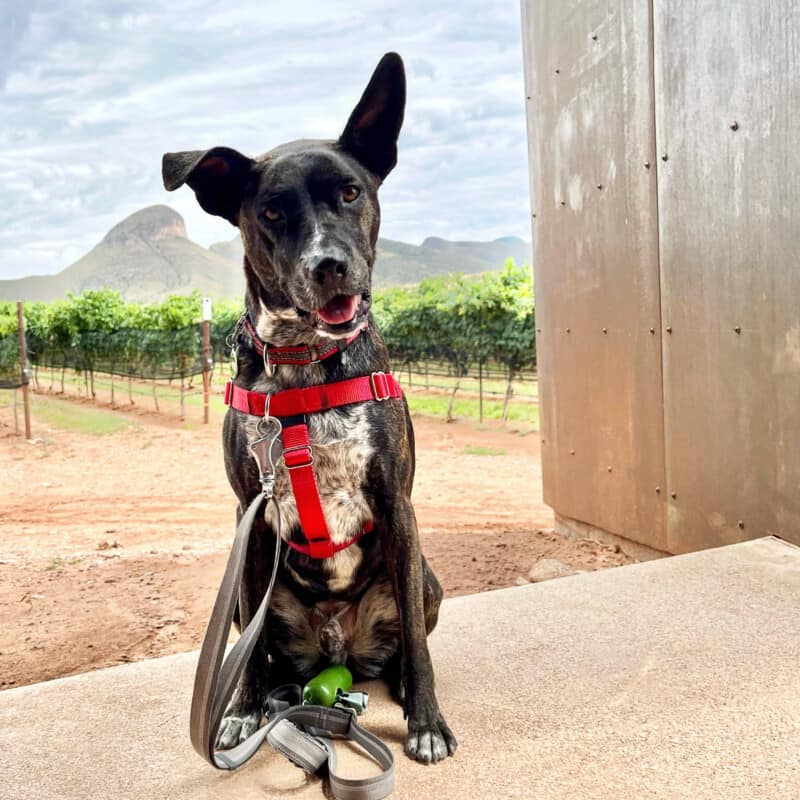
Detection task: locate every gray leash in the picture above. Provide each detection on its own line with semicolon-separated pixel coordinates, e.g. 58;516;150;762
189;416;395;799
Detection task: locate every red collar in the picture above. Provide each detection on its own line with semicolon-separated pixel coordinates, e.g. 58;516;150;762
224;370;402;560
243;317;367;366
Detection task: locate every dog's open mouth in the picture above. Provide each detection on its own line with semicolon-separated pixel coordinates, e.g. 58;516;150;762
309;293;370;334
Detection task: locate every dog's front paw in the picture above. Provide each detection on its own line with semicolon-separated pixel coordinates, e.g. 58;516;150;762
215;706;262;750
406;712;457;764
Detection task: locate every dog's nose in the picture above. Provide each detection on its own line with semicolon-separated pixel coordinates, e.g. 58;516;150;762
310;257;348;285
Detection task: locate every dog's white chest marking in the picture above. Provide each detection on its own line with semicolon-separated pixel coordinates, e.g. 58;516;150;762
246;402;374;590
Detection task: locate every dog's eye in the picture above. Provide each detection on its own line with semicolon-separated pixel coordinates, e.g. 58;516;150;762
341;185;360;203
264;207;281;222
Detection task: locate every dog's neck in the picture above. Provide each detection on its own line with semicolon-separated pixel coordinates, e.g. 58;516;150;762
237;260;379;393
242;256;309;348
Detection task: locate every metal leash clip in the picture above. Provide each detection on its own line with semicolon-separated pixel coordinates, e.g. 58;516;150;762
248;413;282;499
334;691;369;716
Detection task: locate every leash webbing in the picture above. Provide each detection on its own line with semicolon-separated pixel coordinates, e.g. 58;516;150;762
189;491;395;799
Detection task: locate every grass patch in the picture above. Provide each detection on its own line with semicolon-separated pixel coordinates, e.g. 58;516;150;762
34;368;228;414
405;391;539;429
462;444;507;456
35;368;197;399
399;371;539;400
20;369;538;431
31;395;134;436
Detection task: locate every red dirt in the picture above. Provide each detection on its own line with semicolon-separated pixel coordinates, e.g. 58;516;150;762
0;397;633;689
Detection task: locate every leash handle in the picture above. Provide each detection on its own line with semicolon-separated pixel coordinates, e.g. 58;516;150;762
188;484;395;798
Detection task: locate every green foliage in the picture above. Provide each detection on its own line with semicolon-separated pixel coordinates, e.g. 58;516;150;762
5;263;535;389
14;290;206;381
157;293;202;330
68;289;127;333
0;303;22;387
373;259;535;375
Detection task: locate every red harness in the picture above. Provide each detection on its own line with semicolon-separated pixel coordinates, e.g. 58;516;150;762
224;333;402;559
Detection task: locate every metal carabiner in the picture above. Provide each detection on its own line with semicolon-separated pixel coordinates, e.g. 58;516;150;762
248;415;282;499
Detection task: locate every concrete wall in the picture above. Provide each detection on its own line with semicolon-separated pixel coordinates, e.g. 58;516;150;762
522;0;800;553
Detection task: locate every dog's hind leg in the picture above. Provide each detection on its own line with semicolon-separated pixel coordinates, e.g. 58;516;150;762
215;507;276;750
421;554;443;634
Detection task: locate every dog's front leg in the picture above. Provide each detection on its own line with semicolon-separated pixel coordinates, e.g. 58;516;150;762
215;505;274;749
382;496;457;763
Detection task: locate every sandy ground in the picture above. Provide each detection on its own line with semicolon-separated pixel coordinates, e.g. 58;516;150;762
0;395;633;689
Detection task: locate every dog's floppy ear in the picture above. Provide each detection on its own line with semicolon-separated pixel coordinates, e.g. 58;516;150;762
161;146;254;225
339;52;406;180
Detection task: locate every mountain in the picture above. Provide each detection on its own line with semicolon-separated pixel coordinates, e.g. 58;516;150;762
0;206;530;302
0;206;243;303
375;235;530;285
209;233;531;287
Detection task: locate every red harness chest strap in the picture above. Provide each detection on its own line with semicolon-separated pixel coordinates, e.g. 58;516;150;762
224;372;402;417
282;423;375;559
224;372;401;559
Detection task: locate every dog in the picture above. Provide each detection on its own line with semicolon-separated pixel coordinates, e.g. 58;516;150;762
162;53;456;764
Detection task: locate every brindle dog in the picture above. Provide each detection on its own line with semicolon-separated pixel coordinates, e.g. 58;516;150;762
162;53;456;764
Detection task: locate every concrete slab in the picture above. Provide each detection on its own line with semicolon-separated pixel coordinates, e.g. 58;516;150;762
2;537;799;800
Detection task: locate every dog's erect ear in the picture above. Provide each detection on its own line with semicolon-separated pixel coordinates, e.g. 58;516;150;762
161;147;255;225
338;52;406;180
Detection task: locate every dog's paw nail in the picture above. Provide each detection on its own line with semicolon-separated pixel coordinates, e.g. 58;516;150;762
432;733;448;761
418;731;433;763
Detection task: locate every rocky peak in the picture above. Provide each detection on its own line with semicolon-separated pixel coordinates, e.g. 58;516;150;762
102;205;187;246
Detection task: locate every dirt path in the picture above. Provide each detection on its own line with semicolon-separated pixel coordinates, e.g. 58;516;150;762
0;398;633;688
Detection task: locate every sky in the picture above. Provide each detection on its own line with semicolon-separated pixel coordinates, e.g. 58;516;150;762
0;0;531;280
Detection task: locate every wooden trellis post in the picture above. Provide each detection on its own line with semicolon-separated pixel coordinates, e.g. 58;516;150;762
202;297;212;424
16;301;31;440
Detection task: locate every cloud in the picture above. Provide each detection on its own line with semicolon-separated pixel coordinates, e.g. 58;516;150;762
0;0;531;280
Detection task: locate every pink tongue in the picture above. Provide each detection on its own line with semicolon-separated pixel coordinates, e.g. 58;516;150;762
316;294;360;325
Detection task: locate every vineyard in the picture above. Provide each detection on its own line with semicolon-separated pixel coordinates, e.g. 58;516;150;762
0;260;535;427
